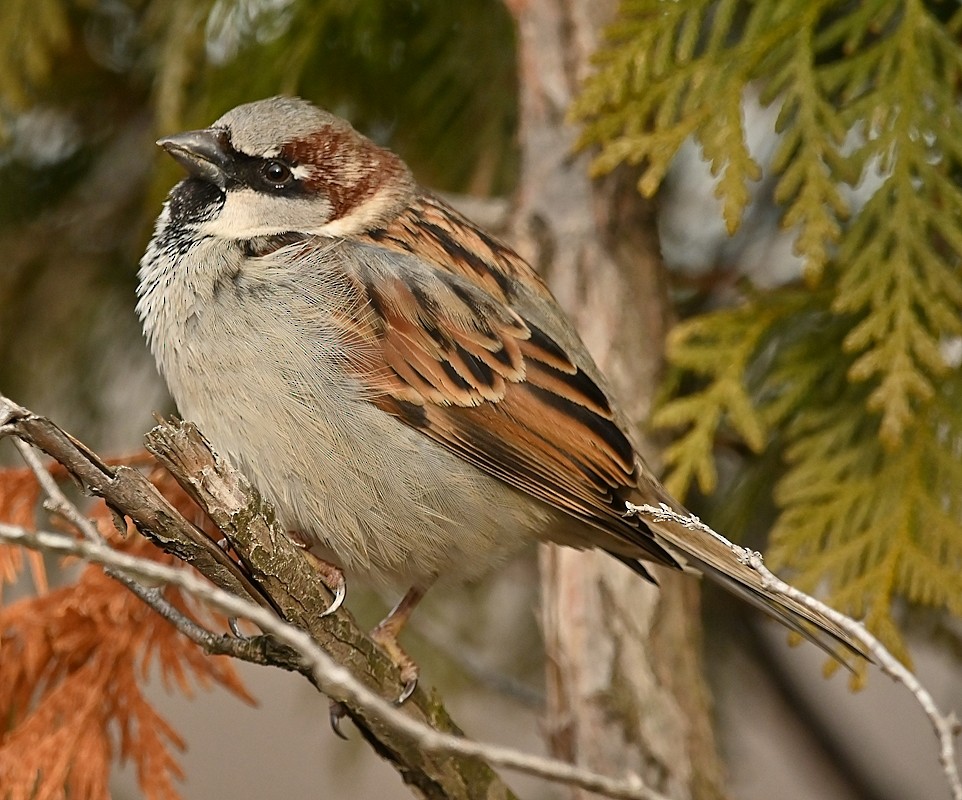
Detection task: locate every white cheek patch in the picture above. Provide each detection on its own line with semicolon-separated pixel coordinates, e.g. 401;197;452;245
199;188;335;238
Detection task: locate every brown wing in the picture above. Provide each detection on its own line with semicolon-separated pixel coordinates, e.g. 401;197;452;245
303;194;867;661
341;194;678;569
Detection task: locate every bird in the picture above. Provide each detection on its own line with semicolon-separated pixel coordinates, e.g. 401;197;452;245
138;95;862;698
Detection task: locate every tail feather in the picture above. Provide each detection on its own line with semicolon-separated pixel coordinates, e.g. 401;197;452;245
631;503;870;664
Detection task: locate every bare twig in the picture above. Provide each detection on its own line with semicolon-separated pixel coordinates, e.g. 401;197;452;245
113;576;304;669
628;502;962;800
0;521;666;800
13;438;103;543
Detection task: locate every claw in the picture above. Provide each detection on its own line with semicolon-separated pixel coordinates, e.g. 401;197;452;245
328;701;349;739
294;545;347;616
228;617;243;637
322;576;346;617
396;676;418;706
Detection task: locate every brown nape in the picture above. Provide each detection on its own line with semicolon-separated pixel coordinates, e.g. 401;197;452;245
280;128;410;220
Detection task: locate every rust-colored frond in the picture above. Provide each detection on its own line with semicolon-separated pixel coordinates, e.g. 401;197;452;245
0;453;157;594
0;455;253;800
0;465;47;592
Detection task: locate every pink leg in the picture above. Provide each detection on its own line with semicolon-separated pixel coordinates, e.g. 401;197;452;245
370;586;427;704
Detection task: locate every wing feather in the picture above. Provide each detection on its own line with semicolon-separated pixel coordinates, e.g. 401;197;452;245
347;195;678;568
284;192;866;660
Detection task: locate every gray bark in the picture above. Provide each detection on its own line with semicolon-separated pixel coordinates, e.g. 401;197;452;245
509;2;726;797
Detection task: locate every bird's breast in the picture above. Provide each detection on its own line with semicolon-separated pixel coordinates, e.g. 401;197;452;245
138;234;560;588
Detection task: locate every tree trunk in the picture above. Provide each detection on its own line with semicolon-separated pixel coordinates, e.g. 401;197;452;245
509;2;726;797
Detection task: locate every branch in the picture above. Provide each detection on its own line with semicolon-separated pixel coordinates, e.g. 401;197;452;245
0;524;662;800
0;394;671;800
9;419;304;672
628;502;962;800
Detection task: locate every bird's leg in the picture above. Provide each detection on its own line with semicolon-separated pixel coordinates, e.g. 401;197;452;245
370;586;427;704
329;584;427;736
293;543;350;739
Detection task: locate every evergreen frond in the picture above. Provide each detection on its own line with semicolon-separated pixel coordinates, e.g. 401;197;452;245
580;0;962;446
768;373;962;661
591;0;962;655
0;467;47;592
574;0;841;229
652;296;793;496
765;22;850;280
831;6;962;442
0;466;252;800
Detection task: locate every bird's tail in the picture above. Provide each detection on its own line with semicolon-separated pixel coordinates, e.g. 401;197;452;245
632;502;869;664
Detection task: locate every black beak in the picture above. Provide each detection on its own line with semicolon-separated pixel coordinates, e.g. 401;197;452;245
157;128;232;188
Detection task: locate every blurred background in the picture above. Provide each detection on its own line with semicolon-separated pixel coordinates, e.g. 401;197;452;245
1;1;959;798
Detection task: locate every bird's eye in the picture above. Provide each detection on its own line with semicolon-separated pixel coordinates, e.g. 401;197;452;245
262;160;294;187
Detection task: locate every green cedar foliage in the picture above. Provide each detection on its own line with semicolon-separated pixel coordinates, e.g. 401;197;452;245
575;1;962;665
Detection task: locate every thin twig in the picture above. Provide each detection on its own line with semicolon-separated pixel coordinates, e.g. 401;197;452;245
0;521;666;800
108;574;304;669
11;422;313;673
628;502;962;800
13;438;102;543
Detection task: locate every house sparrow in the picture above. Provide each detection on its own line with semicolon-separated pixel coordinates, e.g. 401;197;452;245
138;96;860;696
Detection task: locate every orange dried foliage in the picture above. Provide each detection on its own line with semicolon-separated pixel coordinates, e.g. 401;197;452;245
0;466;48;592
0;457;255;800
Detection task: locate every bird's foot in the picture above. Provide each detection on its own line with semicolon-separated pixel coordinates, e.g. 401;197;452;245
370;586;426;704
292;542;347;616
370;621;420;704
